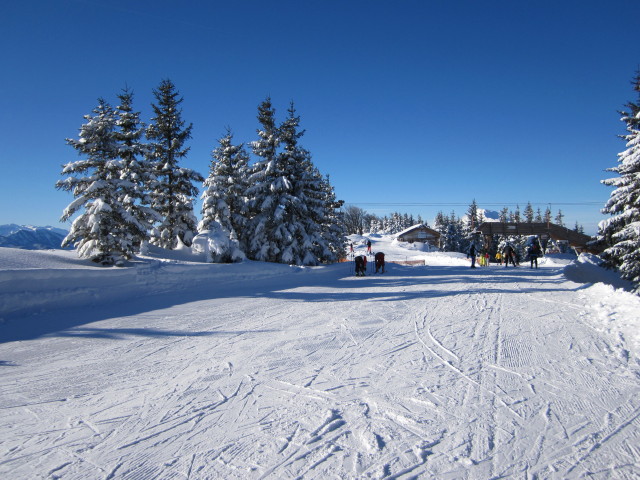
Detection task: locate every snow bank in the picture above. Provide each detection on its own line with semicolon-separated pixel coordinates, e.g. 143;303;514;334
580;282;640;358
563;253;633;290
0;247;306;321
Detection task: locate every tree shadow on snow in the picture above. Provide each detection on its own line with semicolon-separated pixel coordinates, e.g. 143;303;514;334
0;262;576;344
51;327;277;340
264;263;575;304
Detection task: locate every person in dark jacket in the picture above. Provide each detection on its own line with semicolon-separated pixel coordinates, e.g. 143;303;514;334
355;255;366;276
503;243;517;267
375;252;385;273
528;241;542;269
468;243;478;268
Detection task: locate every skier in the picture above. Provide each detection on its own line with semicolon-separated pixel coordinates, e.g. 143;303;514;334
503;242;517;267
468;242;478;268
374;252;385;273
355;255;366;276
366;239;372;254
528;239;542;269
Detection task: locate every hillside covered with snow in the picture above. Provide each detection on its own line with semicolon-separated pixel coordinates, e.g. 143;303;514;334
1;235;639;479
0;224;68;250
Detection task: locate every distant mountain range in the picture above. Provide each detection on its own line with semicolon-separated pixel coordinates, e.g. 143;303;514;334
460;209;501;224
0;224;69;250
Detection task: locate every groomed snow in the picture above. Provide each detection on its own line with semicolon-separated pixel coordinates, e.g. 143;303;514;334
1;235;639;479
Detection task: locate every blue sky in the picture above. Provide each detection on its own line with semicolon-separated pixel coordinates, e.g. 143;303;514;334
1;0;638;235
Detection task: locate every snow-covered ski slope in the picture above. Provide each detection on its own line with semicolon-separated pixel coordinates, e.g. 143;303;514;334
1;235;639;479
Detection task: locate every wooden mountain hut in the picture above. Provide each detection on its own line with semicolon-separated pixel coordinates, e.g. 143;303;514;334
476;222;597;253
396;224;441;248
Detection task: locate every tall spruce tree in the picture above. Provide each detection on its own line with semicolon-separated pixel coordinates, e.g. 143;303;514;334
439;211;463;252
317;174;346;262
535;208;543;223
524;202;534;223
146;79;203;249
244;99;344;265
199;129;249;261
599;72;640;290
245;98;282;261
466;199;479;230
113;89;159;249
276;102;322;265
434;211;446;232
514;205;522;223
57;99;131;264
499;207;509;223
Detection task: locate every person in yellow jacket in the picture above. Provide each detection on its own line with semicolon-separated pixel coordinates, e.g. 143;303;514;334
495;251;503;265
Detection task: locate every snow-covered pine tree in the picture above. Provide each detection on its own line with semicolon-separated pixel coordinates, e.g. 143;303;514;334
513;205;521;223
314;173;346;262
274;102;323;265
403;214;410;230
244;99;344;265
433;211;447;250
442;211;464;252
245;97;290;262
56;98;131;264
459;200;479;253
466;199;479;231
113;89;160;250
434;211;446;232
524;202;534;223
388;213;396;233
598;72;640;290
146;79;203;249
299;167;334;264
369;217;382;234
499;207;509;223
554;209;564;227
199;129;249;262
535;208;543;223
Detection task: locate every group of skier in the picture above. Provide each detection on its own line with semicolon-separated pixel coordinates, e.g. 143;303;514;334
349;239;385;276
468;236;544;269
351;235;545;277
354;251;385;276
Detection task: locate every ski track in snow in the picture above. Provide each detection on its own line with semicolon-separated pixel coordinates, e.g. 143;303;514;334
1;250;640;479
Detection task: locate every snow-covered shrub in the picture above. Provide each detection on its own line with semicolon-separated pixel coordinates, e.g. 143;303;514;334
192;224;245;264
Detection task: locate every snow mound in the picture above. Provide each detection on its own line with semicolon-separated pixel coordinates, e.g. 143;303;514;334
563;253;633;290
580;282;640;358
0;247;307;321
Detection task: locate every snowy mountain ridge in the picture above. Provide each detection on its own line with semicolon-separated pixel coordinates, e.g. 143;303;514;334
0;224;68;250
460;208;501;223
0;224;67;237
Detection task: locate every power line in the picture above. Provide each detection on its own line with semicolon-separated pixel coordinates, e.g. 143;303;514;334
348;201;603;207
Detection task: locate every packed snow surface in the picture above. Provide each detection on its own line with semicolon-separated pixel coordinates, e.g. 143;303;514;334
1;235;639;479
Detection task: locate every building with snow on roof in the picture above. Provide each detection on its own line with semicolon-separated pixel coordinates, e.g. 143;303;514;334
395;224;441;249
